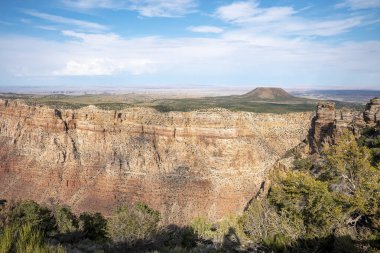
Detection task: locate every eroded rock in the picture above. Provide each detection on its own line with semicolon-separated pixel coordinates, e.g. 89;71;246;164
0;99;311;223
309;98;380;153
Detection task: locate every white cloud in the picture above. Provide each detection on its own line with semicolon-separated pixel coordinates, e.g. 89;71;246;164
62;0;124;9
128;0;197;17
62;30;120;44
24;10;107;31
337;0;380;9
215;1;294;24
52;31;157;75
0;1;378;86
35;25;59;31
215;1;258;23
188;26;223;33
280;17;362;36
214;1;364;37
0;29;379;87
0;20;13;26
54;58;155;76
61;0;197;17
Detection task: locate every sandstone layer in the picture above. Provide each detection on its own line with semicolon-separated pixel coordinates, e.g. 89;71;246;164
0;99;311;223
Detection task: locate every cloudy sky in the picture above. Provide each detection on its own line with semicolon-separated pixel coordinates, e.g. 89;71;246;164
0;0;379;89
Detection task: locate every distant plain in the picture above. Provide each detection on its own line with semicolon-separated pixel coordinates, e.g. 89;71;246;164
0;87;369;114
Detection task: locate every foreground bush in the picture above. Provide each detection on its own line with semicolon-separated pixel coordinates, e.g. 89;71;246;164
241;198;304;250
253;129;380;252
53;205;78;234
5;200;56;233
0;223;66;253
107;203;160;245
270;171;344;238
79;212;107;241
321;130;380;231
359;126;380;165
0;200;108;251
189;215;245;249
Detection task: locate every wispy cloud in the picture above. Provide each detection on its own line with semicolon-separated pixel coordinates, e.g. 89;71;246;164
1;29;379;87
35;25;58;31
54;30;156;76
337;0;380;9
0;20;13;26
188;25;223;33
215;1;295;24
23;10;107;31
61;0;197;17
54;58;155;76
0;0;379;87
62;0;124;9
128;0;197;17
215;0;363;37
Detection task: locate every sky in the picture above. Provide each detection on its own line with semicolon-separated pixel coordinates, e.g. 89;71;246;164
0;0;380;90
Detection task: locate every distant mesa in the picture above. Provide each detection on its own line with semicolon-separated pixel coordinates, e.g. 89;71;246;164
243;87;294;100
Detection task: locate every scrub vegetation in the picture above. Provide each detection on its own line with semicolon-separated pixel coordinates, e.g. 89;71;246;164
0;92;362;114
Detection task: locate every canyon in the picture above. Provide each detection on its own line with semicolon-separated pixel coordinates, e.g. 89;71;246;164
0;98;311;224
1;96;379;224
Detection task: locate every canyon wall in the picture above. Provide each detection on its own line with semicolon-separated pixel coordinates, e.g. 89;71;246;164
0;99;311;223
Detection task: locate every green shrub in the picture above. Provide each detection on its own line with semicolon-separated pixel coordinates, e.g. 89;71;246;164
0;225;13;252
262;233;291;252
79;212;107;241
107;203;160;245
190;217;212;239
0;200;15;229
7;201;56;232
293;157;313;171
0;223;66;253
259;129;380;251
241;198;304;248
270;171;344;238
359;126;380;165
54;206;78;234
189;215;246;249
321;130;380;228
16;223;46;253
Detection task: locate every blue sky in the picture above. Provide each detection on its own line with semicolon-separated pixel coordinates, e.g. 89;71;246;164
0;0;379;89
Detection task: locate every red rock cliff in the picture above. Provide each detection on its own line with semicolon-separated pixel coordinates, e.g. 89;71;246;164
0;99;311;223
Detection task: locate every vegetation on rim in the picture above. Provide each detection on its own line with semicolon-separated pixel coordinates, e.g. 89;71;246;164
0;91;363;114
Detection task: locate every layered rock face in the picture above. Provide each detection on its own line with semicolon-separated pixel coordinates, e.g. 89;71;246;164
0;99;311;223
364;98;380;125
309;98;380;153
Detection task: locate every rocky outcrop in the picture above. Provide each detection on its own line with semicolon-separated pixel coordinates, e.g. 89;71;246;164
364;98;380;126
308;102;336;153
309;98;380;153
0;99;311;224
